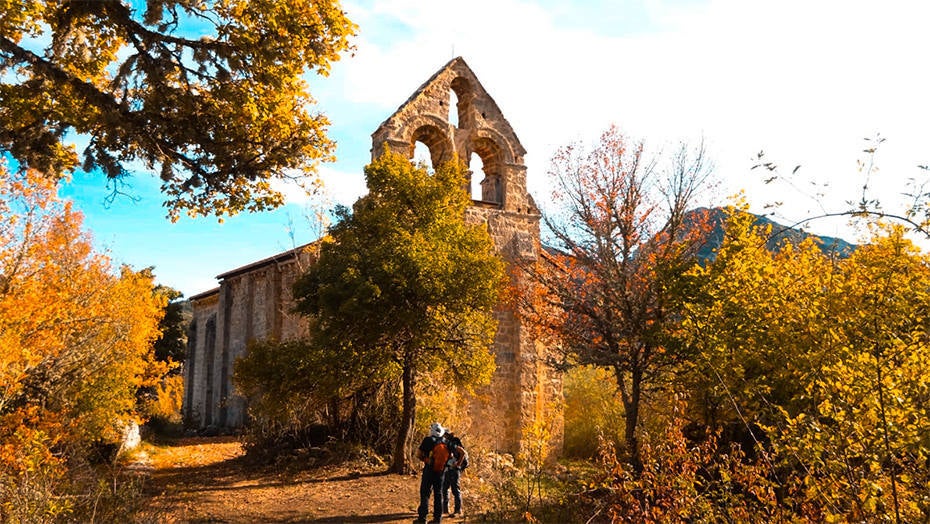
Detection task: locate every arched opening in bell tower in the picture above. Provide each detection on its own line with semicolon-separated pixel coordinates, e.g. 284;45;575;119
413;141;432;168
448;89;459;128
471;136;504;205
450;77;473;129
468;152;485;200
410;124;452;171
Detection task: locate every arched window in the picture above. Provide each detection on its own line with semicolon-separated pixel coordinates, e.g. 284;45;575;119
450;77;472;129
471;136;504;204
448;89;459;128
203;315;216;426
414;141;432;169
469;152;485;200
410;124;452;169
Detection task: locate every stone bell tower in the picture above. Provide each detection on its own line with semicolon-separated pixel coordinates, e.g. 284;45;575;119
371;57;562;454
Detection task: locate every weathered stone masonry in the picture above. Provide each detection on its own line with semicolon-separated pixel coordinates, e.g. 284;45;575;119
184;248;311;429
184;57;563;454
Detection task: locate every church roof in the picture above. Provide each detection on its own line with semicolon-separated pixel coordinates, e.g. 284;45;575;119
188;287;219;301
216;241;316;281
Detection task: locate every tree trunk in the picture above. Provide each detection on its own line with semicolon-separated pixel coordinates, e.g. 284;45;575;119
390;356;417;474
619;368;643;474
624;373;643;475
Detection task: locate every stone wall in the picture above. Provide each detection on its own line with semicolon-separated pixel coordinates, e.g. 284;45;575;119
462;206;562;453
184;57;563;455
184;248;311;429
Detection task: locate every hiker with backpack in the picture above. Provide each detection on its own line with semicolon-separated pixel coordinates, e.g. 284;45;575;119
415;422;451;524
441;430;468;517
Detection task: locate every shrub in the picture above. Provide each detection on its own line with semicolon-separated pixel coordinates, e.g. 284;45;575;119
563;366;625;458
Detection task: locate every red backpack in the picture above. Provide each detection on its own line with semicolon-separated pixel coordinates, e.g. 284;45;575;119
430;438;451;473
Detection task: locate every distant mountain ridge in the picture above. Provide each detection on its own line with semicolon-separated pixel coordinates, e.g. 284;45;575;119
688;207;857;261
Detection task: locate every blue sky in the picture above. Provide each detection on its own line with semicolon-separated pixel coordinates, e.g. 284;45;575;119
59;0;930;297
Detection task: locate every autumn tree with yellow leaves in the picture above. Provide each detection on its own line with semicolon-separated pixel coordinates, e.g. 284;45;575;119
0;0;355;219
680;210;930;523
0;165;165;521
779;227;930;522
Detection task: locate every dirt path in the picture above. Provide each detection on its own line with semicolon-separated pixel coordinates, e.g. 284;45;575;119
137;437;464;524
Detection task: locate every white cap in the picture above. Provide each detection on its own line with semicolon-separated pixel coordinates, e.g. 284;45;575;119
430;422;445;438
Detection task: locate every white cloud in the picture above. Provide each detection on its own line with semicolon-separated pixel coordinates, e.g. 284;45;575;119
336;0;930;239
318;164;368;207
270;164;367;208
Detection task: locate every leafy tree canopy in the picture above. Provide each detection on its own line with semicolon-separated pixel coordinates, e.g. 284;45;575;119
148;279;189;366
681;211;930;522
291;151;504;473
0;0;355;220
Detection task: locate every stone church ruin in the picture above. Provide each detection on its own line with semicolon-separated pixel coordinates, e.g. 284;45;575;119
183;57;562;453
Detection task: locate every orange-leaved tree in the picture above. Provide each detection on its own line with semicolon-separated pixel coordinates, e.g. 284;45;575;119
0;166;165;520
521;126;715;470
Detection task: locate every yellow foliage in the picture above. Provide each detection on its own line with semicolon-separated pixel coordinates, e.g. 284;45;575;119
563;366;626;457
0;0;356;219
685;214;930;521
142;373;185;423
0;166;164;519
